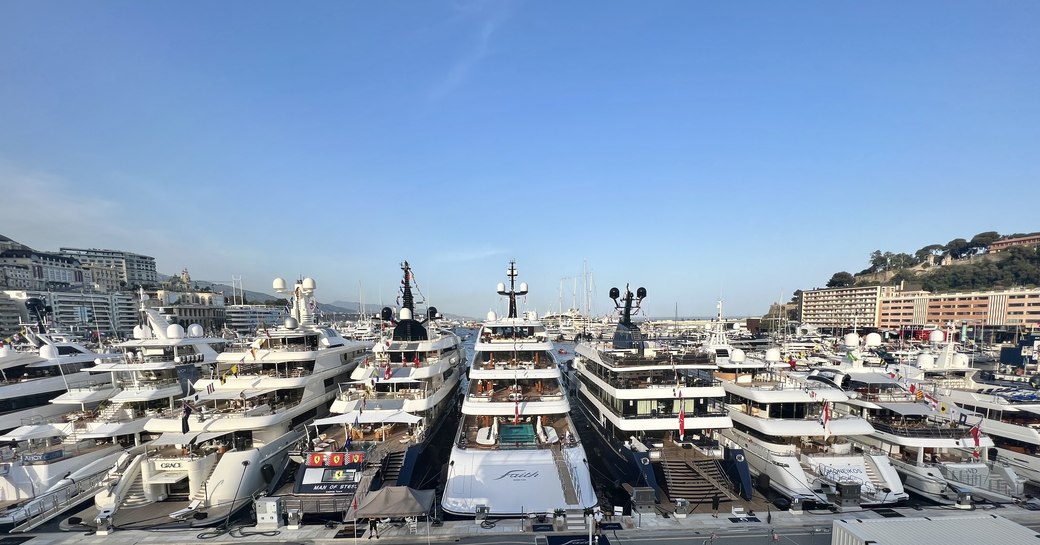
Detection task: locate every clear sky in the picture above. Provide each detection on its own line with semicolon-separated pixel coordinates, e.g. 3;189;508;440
2;2;1038;319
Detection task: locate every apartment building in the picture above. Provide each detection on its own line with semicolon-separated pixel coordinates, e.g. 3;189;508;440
59;247;158;288
799;285;898;330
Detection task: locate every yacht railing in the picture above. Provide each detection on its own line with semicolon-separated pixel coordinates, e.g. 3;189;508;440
869;421;969;439
337;386;430;402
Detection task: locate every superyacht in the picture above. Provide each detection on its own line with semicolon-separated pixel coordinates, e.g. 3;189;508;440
573;286;749;504
441;262;597;517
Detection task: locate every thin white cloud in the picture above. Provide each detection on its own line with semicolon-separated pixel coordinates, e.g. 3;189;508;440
429;2;513;100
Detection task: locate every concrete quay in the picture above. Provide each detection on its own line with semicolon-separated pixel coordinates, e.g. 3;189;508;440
17;501;1040;545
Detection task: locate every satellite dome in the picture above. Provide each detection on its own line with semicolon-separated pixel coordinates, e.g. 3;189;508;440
140;326;152;339
133;325;144;340
486;311;497;322
400;308;413;321
764;348;781;363
284;317;299;329
730;349;746;363
167;324;185;339
302;277;316;291
928;330;945;344
953;353;970;368
496;282;506;293
39;344;58;360
0;345;10;358
864;333;882;347
187;324;204;338
519;282;528;293
916;353;935;369
843;333;860;348
273;277;287;291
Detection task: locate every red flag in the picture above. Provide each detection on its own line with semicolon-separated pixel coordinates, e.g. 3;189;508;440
414;353;420;368
970;423;981;447
514;401;520;425
352;495;358;512
908;383;917;394
678;392;685;437
822;402;831;439
384;364;391;380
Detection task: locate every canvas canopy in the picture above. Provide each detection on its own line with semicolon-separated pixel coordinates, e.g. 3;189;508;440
313;410;421;426
354;486;435;518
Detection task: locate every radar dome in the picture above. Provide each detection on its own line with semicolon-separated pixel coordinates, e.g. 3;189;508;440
167;324;185;339
400;308;413;321
928;330;945;344
916;353;935;369
843;333;860;348
302;278;316;291
486;311;497;322
864;333;882;347
140;326;152;339
284;317;299;329
519;282;528;293
953;353;970;368
764;348;781;363
496;282;506;293
0;345;10;358
133;325;144;339
187;324;204;338
273;277;287;291
730;349;746;363
39;345;58;360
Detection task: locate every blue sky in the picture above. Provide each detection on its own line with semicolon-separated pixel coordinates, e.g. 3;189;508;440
2;2;1038;319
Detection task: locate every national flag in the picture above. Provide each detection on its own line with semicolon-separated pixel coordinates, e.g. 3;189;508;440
384;364;391;380
352;495;358;512
514;401;520;425
181;401;193;434
413;353;420;368
206;383;215;395
970;422;982;458
908;383;917;395
678;392;686;437
822;402;831;439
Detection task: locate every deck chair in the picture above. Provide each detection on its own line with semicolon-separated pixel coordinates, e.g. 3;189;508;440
169;499;204;520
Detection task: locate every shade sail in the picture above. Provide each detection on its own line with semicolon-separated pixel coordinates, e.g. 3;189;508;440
150;431;228;446
0;423;72;442
313;410;421;426
876;402;938;416
354;486;434;517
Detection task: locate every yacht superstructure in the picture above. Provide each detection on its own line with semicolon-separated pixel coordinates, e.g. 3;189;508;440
718;354;903;508
573;286;748;503
88;277;369;530
301;261;462;508
441;262;597;517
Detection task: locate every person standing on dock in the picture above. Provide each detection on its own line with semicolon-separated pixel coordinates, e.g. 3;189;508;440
711;493;720;518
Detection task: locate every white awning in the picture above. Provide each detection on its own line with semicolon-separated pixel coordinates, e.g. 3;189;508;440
78;420;148;439
0;423;72;442
314;410;422;426
876;402;937;416
148;472;189;484
150;431;228;446
187;388;277;402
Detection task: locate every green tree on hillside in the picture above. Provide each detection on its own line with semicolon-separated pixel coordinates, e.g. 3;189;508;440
969;231;1001;253
914;244;945;263
945;238;970;259
827;271;855;288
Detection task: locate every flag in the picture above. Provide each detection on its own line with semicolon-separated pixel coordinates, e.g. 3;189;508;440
384;364;391;380
970;422;982;458
413;353;420;368
181;401;193;434
822;402;831;439
206;383;215;395
514;401;520;425
678;392;686;437
352;495;358;512
845;351;857;363
908;383;917;395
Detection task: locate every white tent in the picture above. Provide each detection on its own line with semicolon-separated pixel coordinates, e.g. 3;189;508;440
313;410;421;427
